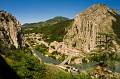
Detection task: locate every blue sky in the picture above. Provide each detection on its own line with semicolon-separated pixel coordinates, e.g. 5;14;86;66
0;0;120;24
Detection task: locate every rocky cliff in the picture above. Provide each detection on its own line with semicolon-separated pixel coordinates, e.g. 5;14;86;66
0;10;23;50
64;4;120;52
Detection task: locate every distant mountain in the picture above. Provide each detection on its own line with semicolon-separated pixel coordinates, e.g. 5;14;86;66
45;16;70;24
22;16;70;27
23;16;72;42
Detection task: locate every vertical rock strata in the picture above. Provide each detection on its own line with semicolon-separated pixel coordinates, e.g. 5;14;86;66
64;4;120;52
0;10;23;49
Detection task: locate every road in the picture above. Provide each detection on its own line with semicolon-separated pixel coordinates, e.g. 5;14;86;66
33;49;61;64
26;41;61;65
26;41;98;74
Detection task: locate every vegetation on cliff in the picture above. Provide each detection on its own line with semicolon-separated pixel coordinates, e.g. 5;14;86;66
1;4;120;79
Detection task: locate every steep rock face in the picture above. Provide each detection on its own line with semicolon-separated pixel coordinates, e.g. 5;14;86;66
0;10;23;49
64;4;120;52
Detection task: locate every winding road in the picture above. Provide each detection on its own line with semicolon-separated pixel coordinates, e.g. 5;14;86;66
26;41;99;74
26;41;61;64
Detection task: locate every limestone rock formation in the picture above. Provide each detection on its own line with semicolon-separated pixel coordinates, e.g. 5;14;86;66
64;4;120;52
0;10;23;50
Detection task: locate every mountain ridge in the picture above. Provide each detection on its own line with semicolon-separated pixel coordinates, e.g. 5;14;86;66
23;16;70;27
1;4;120;79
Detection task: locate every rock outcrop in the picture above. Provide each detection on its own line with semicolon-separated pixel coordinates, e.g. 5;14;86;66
64;4;120;52
0;10;23;50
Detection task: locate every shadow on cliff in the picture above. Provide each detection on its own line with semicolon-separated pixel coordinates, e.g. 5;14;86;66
111;13;120;44
0;55;21;79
